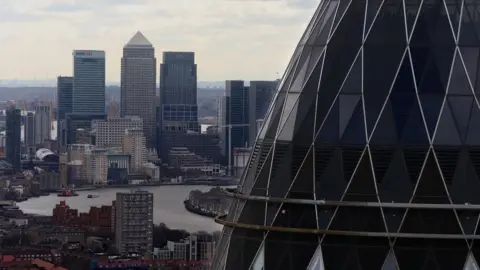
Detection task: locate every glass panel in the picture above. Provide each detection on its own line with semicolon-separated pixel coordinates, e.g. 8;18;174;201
459;47;480;89
339;94;360;137
251;241;265;270
381;250;399;270
433;99;462;145
448;49;474;95
464;253;480;270
277;93;300;141
306;245;325;270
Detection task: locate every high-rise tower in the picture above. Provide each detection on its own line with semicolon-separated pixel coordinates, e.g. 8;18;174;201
34;104;51;144
73;50;106;114
158;52;199;159
6;107;21;172
212;0;480;269
121;32;157;148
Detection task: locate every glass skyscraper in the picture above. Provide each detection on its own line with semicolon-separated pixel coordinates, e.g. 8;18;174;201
72;50;106;114
212;0;480;269
57;76;73;122
158;51;199;159
6;107;21;172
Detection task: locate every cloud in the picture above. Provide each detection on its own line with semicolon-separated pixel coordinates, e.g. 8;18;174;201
0;0;321;81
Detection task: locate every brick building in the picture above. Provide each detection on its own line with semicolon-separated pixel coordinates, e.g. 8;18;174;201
52;200;115;230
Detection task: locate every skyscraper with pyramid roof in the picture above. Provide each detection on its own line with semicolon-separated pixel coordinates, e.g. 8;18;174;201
121;31;157;148
211;0;480;269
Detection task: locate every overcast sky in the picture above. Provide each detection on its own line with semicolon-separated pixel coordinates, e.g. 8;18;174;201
0;0;319;82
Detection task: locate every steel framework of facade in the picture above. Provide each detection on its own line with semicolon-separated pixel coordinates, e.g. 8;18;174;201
211;0;480;269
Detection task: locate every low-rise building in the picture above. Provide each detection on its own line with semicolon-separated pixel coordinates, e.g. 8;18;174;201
141;163;160;181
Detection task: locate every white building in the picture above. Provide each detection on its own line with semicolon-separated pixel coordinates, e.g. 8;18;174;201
84;148;108;185
142;163;160;181
34;104;51;144
122;128;147;172
93;116;143;148
233;147;251;178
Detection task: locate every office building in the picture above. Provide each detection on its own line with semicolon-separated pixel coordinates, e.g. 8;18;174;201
94;116;143;148
158;51;199;159
72;50;106;114
34;104;51;144
219;80;249;168
64;113;107;145
121;31;157;148
122;128;147;172
6;107;21;172
57;76;73;122
57;76;74;153
211;0;480;269
24;112;35;154
115;190;153;255
248;80;278;146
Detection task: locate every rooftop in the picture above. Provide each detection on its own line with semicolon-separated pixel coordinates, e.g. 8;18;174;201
125;31;152;47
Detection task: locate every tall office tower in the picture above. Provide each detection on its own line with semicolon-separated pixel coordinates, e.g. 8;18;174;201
158;52;199;159
122;128;147;172
219;81;250;168
72;50;106;114
57;76;73;121
212;1;480;269
121;32;156;149
94;116;143;148
34;104;51;144
57;76;73;152
24;112;35;154
248;80;278;146
6;107;21;172
115;190;153;255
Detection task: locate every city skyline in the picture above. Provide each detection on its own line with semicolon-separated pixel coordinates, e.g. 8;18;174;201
0;0;320;82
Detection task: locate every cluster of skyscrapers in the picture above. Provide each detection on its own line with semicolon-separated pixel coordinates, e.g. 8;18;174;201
50;31;277;172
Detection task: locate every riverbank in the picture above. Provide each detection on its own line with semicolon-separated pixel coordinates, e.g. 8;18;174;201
18;185;223;232
53;180;238;193
183;199;219;218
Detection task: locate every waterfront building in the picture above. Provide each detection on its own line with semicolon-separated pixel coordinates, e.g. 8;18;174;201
83;148;108;185
115;190;153;255
34;104;51;144
93;116;143;148
121;31;157;148
72;50;106;114
211;0;480;269
107;153;131;173
6;107;21;172
122;128;147;172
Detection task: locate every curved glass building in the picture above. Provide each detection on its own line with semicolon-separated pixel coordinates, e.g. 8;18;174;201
211;0;480;269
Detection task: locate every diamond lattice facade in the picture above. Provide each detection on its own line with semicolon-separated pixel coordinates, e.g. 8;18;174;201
212;0;480;269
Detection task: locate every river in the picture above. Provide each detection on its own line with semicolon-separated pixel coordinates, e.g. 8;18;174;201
16;185;225;233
